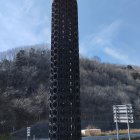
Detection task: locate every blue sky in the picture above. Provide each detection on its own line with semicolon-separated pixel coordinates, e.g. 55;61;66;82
0;0;140;65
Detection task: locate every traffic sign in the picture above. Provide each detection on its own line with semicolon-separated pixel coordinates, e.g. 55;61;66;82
114;119;134;123
113;104;134;140
27;127;31;137
113;110;133;114
114;116;133;120
113;107;132;109
113;104;132;107
114;114;133;117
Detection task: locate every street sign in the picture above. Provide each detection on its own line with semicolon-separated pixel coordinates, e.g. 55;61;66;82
113;110;133;114
113;106;132;110
113;104;132;107
27;127;31;137
114;116;133;120
114;119;134;123
114;114;133;120
113;106;132;109
113;104;134;140
114;114;133;116
113;105;133;114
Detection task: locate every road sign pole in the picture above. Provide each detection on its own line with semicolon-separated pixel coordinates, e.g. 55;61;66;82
114;106;119;140
127;121;131;140
33;135;35;140
116;121;119;140
126;106;131;140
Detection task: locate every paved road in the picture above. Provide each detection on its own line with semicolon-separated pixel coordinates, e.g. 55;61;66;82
40;133;140;140
83;133;140;139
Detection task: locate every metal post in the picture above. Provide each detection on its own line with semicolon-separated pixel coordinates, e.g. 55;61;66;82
127;122;131;140
116;121;119;140
114;106;119;140
33;135;35;140
126;105;131;140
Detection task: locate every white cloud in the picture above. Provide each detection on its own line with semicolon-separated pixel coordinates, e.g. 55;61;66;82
80;20;122;53
0;0;51;52
80;19;131;64
91;19;122;46
104;47;129;63
22;0;34;13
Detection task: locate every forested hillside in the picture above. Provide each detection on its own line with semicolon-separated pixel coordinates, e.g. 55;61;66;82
0;47;140;132
0;44;49;60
